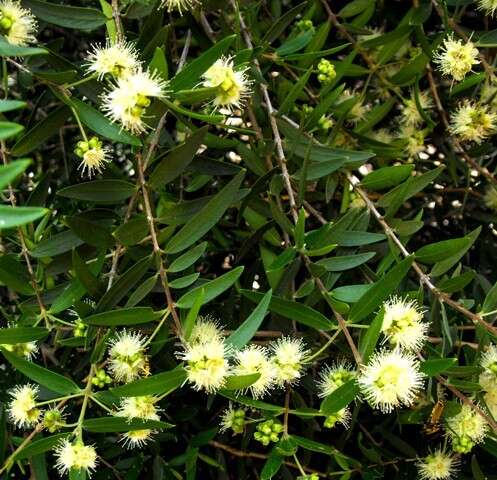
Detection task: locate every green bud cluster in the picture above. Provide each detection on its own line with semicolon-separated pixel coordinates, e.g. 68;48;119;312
91;368;112;388
489;361;497;375
254;419;284;446
130;94;151;118
43;409;64;433
74;319;87;337
230;409;246;434
74;136;102;158
296;19;314;32
318;115;333;131
0;12;13;33
297;475;319;480
317;59;336;85
452;434;475;454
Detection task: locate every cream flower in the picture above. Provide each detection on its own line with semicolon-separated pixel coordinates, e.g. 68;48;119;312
358;349;425;413
161;0;197;14
400;90;433;127
447;403;488;453
0;0;37;46
270;337;307;387
398;125;426;158
317;361;356;397
8;384;40;428
220;404;246;434
232;345;276;398
54;440;97;476
433;36;479;82
101;68;167;134
108;330;149;383
381;297;428;352
202;56;252;110
122;429;154;448
189;317;223;345
116;395;160;421
177;337;230;393
323;408;351;429
449;100;497;144
1;341;37;360
74;136;111;178
417;448;459;480
484;187;497;211
478;0;497;16
86;41;141;80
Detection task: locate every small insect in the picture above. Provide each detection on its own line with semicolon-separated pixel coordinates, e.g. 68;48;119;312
423;399;446;436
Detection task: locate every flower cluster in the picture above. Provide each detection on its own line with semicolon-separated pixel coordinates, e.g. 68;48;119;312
54;440;97;477
107;330;149;383
417;448;459;480
433;36;479;82
0;0;36;46
446;403;489;453
449;100;497;144
479;344;497;418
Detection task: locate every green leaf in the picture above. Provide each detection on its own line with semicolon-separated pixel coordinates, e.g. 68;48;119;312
358;308;384;362
0;99;26;113
316;252;376;272
0;121;24;140
72;249;100;297
482;280;497;315
0;205;48;229
84;307;162;326
82;417;172;433
0;327;49;344
65;216;114;249
113;216;148;247
176;266;244;308
348;256;414;322
69;98;141;146
149;127;208;189
223;373;261;390
150;47;168;80
170;35;236;91
23;0;108;29
108;368;187;397
165;170;245;254
320;380;359;414
11;106;69;156
415;238;471;264
278;67;312;115
420;358;457;377
0;36;46;56
31;230;84;258
261;2;307;44
0;255;34;295
12;433;70;462
241;290;334;330
169;273;199;288
182;288;204;341
57;180;136;203
360;165;414;191
168;242;207;273
226;289;272;348
1;348;80;394
0;159;31;190
220;391;285;413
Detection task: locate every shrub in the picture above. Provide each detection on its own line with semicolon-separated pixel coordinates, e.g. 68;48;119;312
1;0;497;478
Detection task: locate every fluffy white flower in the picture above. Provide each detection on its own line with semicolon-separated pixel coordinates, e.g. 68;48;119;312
270;337;307;387
317;361;356;397
381;297;428;352
480;344;497;375
1;341;37;360
189;317;223;345
478;0;497;16
74;136;111;178
108;330;148;383
86;41;140;79
417;448;459;480
202;56;252;110
116;395;160;421
446;404;488;453
161;0;197;14
54;440;97;476
324;407;351;429
220;404;245;434
400;90;433;127
433;36;479;82
177;337;230;393
449;100;497;144
7;384;40;428
232;345;276;398
121;429;154;448
484;388;497;418
398;124;426;158
0;0;37;46
101;68;167;134
358;349;425;413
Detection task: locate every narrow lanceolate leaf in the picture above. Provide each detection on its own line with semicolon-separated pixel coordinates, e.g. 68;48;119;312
0;121;24;140
420;358;457;377
348;256;414;322
0;36;46;56
226;289;272;348
0;159;31;190
149;126;208;188
0;327;49;344
83;307;162;326
1;348;80;395
320;380;359;415
316;252;376;272
82;417;173;433
57;180;136;203
241;290;334;331
165;170;245;254
223;373;261;390
12;433;70;462
176;266;244;308
0;206;48;229
358;308;384;362
415;238;471;264
168;242;208;273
